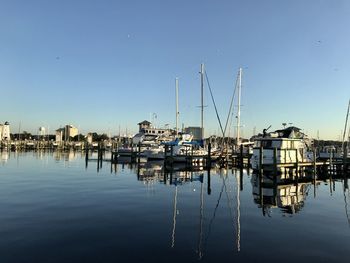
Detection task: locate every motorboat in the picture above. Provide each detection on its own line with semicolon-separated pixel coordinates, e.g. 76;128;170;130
251;126;313;171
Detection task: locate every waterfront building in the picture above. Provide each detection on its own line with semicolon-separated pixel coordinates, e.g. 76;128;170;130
138;120;152;132
0;121;11;141
87;133;93;144
55;128;64;142
66;125;78;138
55;125;79;142
38;127;46;136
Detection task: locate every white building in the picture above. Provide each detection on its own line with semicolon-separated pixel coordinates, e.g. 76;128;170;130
0;121;11;141
55;125;79;142
38;127;46;136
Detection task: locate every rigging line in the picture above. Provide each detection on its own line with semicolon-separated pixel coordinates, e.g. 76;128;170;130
346;125;350;149
343;182;350;227
204;70;225;137
226;104;236;148
223;71;239;137
204;176;226;251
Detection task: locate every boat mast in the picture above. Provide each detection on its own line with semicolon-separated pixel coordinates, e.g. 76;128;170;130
236;68;242;146
175;77;179;136
342;99;350;150
200;63;205;140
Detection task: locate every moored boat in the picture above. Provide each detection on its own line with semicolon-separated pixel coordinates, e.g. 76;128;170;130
250;126;313;171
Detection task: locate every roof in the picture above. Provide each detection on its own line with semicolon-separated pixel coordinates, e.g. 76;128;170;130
274;126;303;139
138;120;151;125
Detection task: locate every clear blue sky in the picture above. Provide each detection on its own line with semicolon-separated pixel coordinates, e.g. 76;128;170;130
1;0;349;139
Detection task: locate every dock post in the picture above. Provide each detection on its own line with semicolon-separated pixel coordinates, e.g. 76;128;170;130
85;142;89;168
273;147;278;176
259;146;264;174
312;148;317;174
295;149;299;178
329;148;333;175
131;144;134;162
191;145;194;166
170;145;174;168
164;145;168;163
207;169;211;195
240;144;244;168
343;144;348;173
138;142;141;164
98;143;102;169
207;142;211;169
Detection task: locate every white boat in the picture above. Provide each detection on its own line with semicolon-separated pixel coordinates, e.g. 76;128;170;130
143;145;165;160
318;146;343;159
165;134;209;163
117;146;133;157
250;126;313;171
132;120;173;145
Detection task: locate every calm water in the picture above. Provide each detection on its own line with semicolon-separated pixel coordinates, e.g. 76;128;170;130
1;151;350;263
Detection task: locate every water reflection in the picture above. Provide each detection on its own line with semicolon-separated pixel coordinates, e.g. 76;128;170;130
251;170;350;218
1;152;350;262
251;174;310;215
1;151;8;164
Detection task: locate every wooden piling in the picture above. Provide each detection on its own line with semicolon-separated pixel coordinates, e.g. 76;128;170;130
207;169;211;195
295;148;299;178
240;144;244;168
207;142;211;169
273;147;278;176
138;142;141;164
259;146;263;173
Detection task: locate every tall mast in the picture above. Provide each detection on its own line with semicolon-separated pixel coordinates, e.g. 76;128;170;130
342;99;350;150
236;68;242;145
200;63;205;140
175;77;179;135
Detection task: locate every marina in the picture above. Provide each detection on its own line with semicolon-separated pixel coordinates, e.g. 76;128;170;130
1;151;350;262
2;1;350;262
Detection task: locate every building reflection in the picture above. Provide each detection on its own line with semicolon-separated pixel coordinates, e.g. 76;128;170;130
1;151;8;164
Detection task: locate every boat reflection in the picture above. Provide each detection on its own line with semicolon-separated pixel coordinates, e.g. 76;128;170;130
252;173;310;215
251;170;350;217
